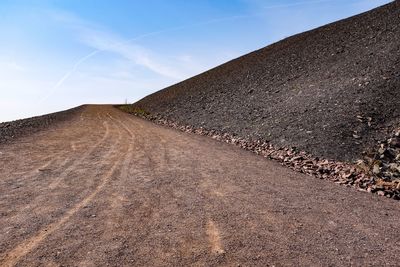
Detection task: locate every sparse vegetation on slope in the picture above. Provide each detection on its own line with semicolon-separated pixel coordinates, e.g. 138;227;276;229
116;105;150;117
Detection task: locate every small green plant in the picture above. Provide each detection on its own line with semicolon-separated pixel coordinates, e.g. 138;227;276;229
117;105;150;116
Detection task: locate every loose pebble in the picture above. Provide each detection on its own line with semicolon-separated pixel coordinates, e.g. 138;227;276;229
130;111;400;200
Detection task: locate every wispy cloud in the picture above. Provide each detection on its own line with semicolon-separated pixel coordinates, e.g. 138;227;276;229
38;8;252;104
38;11;192;103
79;31;186;80
39;0;391;104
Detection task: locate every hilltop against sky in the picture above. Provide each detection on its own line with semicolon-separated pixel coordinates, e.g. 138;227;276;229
0;0;391;122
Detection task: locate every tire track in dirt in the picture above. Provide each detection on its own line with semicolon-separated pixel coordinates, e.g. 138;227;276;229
0;112;112;226
102;111;174;261
28;112;138;267
206;220;225;255
0;109;102;186
2;105;400;266
122;114;224;257
117;113;220;263
122;114;278;261
102;114;138;236
45;112;109;182
47;118;111;190
0;112;128;267
29;108;95;173
118;111;308;263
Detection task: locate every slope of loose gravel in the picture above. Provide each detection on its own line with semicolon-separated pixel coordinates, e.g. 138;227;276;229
0;105;400;266
134;1;400;162
0;106;83;144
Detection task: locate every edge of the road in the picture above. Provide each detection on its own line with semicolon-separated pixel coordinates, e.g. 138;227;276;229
0;105;86;145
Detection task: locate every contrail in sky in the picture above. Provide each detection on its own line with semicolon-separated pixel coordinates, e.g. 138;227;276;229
37;14;250;104
38;0;337;104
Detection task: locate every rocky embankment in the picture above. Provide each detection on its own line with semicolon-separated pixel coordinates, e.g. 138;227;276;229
129;2;400;200
0;106;82;144
121;106;400;200
134;2;400;162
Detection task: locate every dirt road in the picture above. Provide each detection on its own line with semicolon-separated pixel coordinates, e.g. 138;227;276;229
0;105;399;266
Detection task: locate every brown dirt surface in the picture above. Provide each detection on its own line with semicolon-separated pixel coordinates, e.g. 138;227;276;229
134;1;400;162
1;105;399;266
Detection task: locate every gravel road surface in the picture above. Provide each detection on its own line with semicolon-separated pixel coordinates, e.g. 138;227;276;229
0;105;399;266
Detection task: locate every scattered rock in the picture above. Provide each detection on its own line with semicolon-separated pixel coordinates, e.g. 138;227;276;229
372;163;381;175
377;191;385;196
354;127;400;198
124;109;400;200
131;0;400;165
389;137;400;148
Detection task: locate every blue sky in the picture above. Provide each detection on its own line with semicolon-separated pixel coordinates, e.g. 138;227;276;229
0;0;392;122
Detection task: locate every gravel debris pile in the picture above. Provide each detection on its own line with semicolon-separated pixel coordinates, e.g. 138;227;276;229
0;106;82;144
126;2;400;200
134;2;400;162
357;129;400;196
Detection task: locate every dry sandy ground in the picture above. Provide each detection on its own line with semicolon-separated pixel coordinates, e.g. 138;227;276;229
0;105;399;266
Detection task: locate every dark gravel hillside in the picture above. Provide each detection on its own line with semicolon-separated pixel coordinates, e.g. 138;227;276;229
134;1;400;162
0;106;82;144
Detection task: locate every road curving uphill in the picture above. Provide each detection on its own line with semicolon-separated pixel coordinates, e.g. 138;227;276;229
0;105;399;266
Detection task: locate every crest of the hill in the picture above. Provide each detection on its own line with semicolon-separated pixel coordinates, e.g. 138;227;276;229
135;1;400;162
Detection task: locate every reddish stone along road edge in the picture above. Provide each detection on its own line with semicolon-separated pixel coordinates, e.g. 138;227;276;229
124;109;400;200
